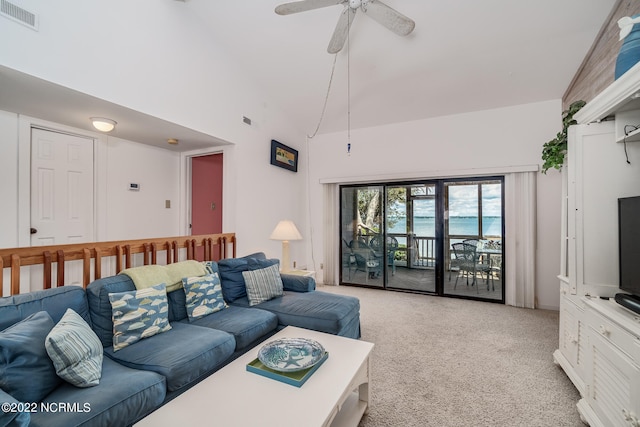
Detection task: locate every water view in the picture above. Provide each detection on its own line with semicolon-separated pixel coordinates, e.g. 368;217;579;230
388;216;502;237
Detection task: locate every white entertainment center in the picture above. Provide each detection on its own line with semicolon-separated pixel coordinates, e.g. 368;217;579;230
554;62;640;427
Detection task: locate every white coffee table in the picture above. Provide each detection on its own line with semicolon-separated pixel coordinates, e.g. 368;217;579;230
135;326;374;427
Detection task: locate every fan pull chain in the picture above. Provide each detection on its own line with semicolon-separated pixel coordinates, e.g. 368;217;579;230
306;54;338;140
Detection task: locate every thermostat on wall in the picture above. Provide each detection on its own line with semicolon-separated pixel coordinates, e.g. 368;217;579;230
128;183;140;191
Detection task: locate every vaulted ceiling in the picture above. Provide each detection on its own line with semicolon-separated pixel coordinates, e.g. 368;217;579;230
182;0;617;134
0;0;618;149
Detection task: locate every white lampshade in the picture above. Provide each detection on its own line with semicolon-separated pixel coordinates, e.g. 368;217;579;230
269;220;302;241
270;220;302;272
90;117;117;132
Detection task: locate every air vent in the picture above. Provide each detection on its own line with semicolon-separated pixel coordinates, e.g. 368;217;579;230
1;0;38;31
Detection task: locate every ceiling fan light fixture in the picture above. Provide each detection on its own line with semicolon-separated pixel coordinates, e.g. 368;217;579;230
90;117;116;132
275;0;415;54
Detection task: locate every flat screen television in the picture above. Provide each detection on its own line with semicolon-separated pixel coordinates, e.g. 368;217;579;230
617;196;640;314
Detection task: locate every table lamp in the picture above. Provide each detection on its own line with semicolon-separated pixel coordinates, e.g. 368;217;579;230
270;220;302;272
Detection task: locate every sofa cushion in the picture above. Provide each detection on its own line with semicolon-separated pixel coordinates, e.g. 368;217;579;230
186;305;278;351
231;291;360;337
0;286;90;331
0;311;62;402
86;275;137;348
109;283;172;351
217;258;250;302
217;252;268;302
104;322;235;392
166;287;188;322
242;263;284;306
281;273;316;292
29;357;166;427
0;388;30;427
182;273;228;321
45;308;103;388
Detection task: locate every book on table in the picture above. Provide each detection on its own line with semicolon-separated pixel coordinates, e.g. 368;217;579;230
246;352;329;387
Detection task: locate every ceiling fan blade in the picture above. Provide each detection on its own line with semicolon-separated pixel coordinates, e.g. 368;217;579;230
364;0;415;36
327;6;357;54
275;0;345;15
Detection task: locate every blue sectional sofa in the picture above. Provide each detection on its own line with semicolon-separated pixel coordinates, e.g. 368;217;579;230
0;253;360;427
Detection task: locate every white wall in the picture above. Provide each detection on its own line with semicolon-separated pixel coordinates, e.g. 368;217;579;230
0;111;19;248
0;0;309;265
103;137;181;240
307;100;564;309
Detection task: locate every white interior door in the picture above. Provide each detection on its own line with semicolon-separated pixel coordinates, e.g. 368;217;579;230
30;128;94;285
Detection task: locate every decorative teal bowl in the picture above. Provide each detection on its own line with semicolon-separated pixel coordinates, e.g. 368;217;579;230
258;338;326;372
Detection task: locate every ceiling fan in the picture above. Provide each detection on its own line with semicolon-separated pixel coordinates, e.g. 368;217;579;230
275;0;415;54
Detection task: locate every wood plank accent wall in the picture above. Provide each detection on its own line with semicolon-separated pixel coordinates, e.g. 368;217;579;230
0;233;236;297
564;0;640;109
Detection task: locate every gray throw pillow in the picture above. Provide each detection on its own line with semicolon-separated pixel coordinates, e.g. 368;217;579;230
242;263;284;306
45;308;103;387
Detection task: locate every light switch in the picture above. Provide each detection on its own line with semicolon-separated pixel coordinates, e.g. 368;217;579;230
165;200;171;209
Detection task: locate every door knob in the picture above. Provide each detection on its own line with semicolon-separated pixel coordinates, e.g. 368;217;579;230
30;227;37;235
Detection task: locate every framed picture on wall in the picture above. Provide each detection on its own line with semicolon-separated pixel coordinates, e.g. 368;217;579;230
270;140;298;172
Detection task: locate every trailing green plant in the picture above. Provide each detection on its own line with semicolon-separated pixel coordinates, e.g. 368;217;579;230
541;100;586;173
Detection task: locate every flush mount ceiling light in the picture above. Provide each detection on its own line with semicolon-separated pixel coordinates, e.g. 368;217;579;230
167;138;179;145
90;117;116;132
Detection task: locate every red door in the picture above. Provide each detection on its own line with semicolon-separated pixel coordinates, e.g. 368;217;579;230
191;154;223;258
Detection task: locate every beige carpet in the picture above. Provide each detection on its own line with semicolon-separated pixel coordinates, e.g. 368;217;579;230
318;284;583;427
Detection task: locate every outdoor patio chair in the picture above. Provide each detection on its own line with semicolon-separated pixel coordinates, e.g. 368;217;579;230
462;238;479;247
369;235;399;275
451;242;493;292
349;238;383;282
352;252;381;283
342;238;357;280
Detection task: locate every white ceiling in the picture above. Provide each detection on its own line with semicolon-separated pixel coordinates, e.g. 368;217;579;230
0;0;618;150
182;0;618;135
0;65;230;151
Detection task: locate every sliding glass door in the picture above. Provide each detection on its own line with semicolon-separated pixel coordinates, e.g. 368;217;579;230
340;177;504;302
444;179;503;300
386;184;437;292
340;185;384;288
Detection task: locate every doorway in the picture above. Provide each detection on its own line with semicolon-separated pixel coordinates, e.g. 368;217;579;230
30;127;95;286
190;154;223;229
30;128;95;246
340;177;504;302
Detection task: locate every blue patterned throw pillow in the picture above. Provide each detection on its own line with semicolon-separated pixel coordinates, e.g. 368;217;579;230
45;308;103;387
182;273;228;321
242;263;284;306
108;283;172;351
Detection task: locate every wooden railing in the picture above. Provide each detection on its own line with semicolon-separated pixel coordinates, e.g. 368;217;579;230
0;233;236;297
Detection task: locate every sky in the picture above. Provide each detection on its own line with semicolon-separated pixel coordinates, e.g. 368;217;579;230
399;183;502;217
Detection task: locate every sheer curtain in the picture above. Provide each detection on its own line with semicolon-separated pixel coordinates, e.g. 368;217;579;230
322;184;339;285
504;171;537;308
